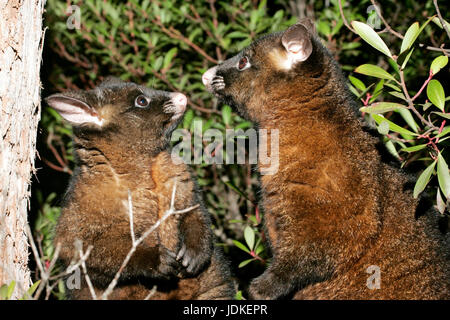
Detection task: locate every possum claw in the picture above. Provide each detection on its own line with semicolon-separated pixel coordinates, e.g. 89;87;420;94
176;244;187;261
176;245;208;276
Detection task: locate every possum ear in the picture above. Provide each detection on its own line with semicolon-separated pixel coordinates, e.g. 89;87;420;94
298;18;316;35
45;94;103;127
281;23;313;64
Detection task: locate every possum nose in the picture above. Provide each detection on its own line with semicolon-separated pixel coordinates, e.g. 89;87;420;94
202;66;217;86
171;92;187;114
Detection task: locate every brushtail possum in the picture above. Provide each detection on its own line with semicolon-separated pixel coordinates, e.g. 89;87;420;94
203;20;449;299
46;78;234;299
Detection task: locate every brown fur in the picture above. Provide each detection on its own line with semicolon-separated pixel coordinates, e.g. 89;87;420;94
47;78;234;299
203;20;449;299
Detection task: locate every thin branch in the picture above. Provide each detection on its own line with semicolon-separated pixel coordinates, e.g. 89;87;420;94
78;246;97;300
144;285;157;300
152;18;218;64
433;0;450;41
26;225;47;299
128;190;136;245
369;0;404;39
411;70;433;102
338;0;355;33
101;180;199;300
399;69;439;131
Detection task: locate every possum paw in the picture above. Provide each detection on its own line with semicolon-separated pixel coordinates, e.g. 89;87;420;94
249;270;293;300
157;247;182;279
176;244;209;276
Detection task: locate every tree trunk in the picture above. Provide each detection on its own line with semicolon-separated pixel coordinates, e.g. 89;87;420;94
0;0;45;298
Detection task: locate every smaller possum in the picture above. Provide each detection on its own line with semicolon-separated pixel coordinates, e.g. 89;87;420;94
46;78;234;299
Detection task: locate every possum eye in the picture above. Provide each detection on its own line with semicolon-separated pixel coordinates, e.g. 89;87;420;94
135;95;150;108
237;56;251;71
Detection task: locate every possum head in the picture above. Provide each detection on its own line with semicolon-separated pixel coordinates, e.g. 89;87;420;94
45;78;187;155
202;19;325;122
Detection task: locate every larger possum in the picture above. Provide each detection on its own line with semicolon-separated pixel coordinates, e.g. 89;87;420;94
202;19;449;299
46;78;234;299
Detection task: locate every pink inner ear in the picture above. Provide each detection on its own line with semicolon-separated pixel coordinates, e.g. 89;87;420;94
47;96;103;126
288;43;302;54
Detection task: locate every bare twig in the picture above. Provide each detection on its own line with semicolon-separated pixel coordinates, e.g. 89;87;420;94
369;0;404;39
338;0;355;33
101;180;200;300
411;70;433;102
398;69;439;131
78;245;97;300
128;190;136;245
144;285;157;300
26;225;47;299
152;18;218;64
433;0;450;41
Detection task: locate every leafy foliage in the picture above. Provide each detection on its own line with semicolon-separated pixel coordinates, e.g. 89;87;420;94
347;16;449;211
33;0;449;299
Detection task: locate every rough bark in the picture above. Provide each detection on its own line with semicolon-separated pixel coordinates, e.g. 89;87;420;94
0;0;45;298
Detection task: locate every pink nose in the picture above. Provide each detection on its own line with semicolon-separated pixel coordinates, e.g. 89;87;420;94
171;93;187;108
202;66;217;86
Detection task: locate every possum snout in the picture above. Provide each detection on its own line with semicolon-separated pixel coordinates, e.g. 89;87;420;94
165;92;187;120
202;66;217;86
202;66;225;94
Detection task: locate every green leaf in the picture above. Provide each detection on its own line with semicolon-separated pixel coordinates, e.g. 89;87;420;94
396;108;419;133
235;290;244;300
235;121;253;130
427;79;445;112
351;21;392;57
385;83;401;92
360;102;406;114
370;80;385;103
232;240;250;253
436;189;446;214
371;114;418;136
348;76;366;91
414;160;437;198
348;83;360;97
223;180;250;201
162;47;177;70
7;281;15;300
401;144;427;153
354;64;396;81
400;22;419;53
430;56;448;75
377;121;389;135
244;226;255;251
22;280;41;300
238;259;254;268
436;126;450;139
431;112;450;120
222;105;232;126
432;16;450;30
385;140;400;159
401;48;414;70
255;243;264;255
182;109;194;129
388;91;406;101
0;285;8;300
437;153;450;198
388;58;400;75
153;56;163;71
